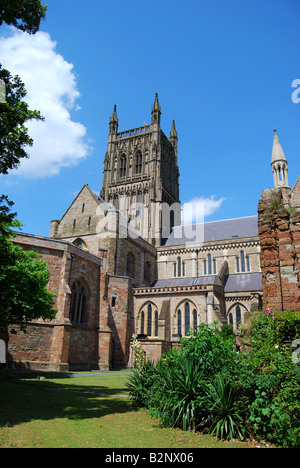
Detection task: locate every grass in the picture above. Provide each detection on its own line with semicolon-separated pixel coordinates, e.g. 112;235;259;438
0;370;262;449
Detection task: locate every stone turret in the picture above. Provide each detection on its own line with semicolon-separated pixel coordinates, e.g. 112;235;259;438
271;129;289;189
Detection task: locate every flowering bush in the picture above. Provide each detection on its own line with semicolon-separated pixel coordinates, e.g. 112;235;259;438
131;335;146;374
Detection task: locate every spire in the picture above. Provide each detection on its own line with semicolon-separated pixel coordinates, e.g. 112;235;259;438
110;104;118;124
272;128;287;163
170;120;178;161
271;129;289;188
170;119;178;139
109;104;118;135
152;93;160;111
151;92;161;125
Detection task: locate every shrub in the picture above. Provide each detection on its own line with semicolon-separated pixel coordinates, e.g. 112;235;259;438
128;314;300;447
203;375;245;440
239;310;300;447
126;360;157;407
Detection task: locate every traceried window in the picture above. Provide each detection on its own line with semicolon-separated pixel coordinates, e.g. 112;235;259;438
176;302;198;337
135;151;143;174
147;303;152;336
236;250;250;273
138;303;159;337
70;281;88;324
203;254;216;275
184;302;190;336
174;257;185;277
228;304;243;330
120;154;127;178
236;305;241;328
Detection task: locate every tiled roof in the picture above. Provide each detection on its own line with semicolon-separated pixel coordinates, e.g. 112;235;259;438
152;272;262;292
164;216;259;246
152;276;215;288
224;272;262;292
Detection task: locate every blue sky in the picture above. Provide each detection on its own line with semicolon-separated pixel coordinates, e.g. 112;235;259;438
0;0;300;236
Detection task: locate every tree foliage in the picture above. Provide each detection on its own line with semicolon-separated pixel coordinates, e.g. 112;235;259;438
0;66;44;174
0;0;47;34
0;0;47;174
0;196;56;333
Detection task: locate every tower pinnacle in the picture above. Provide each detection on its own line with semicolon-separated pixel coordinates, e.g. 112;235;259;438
271;129;289;188
151;93;161;125
109;104;118;135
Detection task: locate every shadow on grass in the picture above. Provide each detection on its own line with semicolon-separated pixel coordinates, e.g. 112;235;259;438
0;373;138;429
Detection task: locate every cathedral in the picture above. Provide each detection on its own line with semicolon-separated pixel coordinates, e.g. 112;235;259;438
2;94;299;371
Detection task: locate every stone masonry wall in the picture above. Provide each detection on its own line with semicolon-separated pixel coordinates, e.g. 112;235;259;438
258;188;300;311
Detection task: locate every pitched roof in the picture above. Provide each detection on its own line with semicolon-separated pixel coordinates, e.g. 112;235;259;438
224;272;262;292
164;215;259;246
151;272;262;292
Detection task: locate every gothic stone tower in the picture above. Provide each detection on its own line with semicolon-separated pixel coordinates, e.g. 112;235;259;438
100;94;180;246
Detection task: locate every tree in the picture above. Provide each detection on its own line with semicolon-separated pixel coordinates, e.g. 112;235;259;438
0;196;56;334
0;0;47;174
0;0;47;34
0;66;44;174
0;1;55;333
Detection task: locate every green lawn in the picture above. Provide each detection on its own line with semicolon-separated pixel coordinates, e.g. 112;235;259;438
0;371;259;448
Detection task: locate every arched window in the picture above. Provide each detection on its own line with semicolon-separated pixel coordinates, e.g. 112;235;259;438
177;310;182;337
120;155;127;178
138;303;158;337
184;302;190;335
204;254;216;275
240;250;245;272
228;304;244;330
70;281;88;324
208;254;212;275
154;311;159;337
141;310;145;335
73;238;88;251
193;309;197;332
177;257;181;277
135;151;143;174
176;302;197;337
147;304;152;336
236;255;240;273
236;305;241;328
126;252;135;278
236;251;250;273
175;257;186;277
246;255;250;272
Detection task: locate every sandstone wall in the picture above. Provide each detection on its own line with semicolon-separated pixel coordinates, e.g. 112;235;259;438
258;188;300;311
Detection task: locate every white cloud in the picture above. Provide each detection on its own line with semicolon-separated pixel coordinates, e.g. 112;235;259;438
182;196;226;225
0;29;90;178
